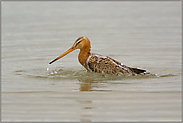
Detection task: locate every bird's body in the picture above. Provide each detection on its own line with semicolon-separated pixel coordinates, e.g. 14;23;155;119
49;37;149;75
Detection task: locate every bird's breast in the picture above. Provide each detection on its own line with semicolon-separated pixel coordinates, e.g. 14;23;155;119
78;50;91;70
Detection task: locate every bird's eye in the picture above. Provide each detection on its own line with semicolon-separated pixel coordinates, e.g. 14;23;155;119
78;41;81;44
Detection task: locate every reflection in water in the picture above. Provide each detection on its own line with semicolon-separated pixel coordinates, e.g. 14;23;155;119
14;67;180;122
79;81;92;91
78;78;112;92
24;67;177;92
78;79;93;122
24;67;179;118
80;118;92;122
77;100;93;122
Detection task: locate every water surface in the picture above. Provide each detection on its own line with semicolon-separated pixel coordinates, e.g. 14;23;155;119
2;1;181;122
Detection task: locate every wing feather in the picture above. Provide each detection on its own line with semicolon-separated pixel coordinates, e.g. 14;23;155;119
87;54;133;74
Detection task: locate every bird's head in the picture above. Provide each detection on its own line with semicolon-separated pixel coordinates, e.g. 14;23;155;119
49;36;91;64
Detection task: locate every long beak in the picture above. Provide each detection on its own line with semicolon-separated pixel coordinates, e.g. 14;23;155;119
49;46;76;64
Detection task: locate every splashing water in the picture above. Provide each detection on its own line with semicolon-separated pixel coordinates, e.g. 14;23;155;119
46;67;49;72
23;65;178;82
46;64;52;75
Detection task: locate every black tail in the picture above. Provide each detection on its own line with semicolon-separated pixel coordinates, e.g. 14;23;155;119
130;67;149;75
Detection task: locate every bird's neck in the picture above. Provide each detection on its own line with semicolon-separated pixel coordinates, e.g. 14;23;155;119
78;46;91;69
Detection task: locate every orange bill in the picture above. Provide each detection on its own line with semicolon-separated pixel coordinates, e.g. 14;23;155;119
49;46;76;64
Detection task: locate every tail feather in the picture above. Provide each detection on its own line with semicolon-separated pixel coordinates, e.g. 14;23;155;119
130;67;149;75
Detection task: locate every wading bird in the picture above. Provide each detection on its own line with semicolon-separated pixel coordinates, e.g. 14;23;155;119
49;37;149;75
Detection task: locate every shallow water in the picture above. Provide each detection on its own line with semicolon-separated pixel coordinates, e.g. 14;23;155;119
2;1;182;122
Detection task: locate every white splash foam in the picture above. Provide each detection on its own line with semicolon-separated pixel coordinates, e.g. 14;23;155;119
46;67;49;72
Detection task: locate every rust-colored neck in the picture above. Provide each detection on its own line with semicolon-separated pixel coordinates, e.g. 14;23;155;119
78;45;91;69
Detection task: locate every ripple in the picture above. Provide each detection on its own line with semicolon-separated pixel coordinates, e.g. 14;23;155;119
17;67;178;82
158;74;177;77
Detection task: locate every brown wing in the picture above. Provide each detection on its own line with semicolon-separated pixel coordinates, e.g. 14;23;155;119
86;53;133;74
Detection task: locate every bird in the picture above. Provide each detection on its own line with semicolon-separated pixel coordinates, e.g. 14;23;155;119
49;36;149;75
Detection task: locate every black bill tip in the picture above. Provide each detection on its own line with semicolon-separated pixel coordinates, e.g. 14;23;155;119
49;59;56;64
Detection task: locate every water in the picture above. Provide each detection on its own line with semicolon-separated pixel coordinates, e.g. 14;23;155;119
2;1;182;122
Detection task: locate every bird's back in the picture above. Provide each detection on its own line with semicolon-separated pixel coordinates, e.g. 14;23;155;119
86;53;147;75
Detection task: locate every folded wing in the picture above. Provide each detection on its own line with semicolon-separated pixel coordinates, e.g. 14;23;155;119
86;53;135;74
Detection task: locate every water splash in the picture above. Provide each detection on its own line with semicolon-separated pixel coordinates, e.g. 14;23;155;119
46;67;49;72
45;68;162;81
46;64;51;75
22;66;178;82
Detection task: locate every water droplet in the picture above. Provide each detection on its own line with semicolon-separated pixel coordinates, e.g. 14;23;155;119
46;67;49;72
